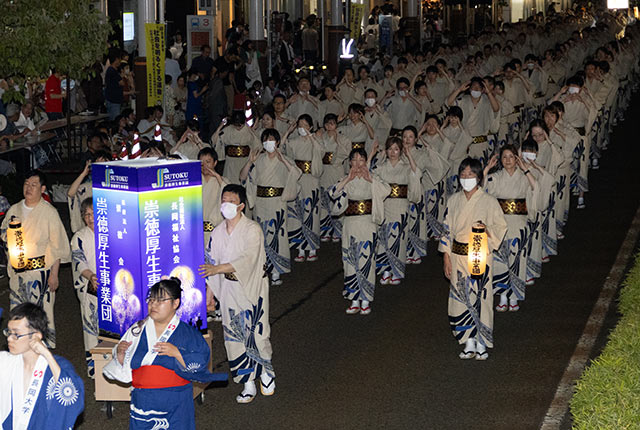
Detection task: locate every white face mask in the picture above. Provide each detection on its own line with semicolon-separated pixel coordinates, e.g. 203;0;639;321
470;90;482;99
300;91;309;96
460;177;478;192
568;86;580;94
298;127;308;136
220;202;240;220
522;152;537;161
263;140;277;153
527;63;535;69
364;98;376;107
398;90;407;97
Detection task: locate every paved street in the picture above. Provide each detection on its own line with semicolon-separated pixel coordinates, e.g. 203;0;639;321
1;95;639;429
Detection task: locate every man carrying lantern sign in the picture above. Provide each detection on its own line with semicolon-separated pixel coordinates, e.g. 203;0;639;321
439;158;507;361
1;170;71;349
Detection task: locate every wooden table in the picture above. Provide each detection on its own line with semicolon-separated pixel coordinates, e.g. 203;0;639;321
40;113;109;160
90;331;214;418
0;132;57;175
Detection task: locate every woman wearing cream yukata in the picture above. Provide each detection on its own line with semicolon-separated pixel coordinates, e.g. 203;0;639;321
330;148;390;315
200;184;275;404
440;158;507;360
70;198;99;377
372;137;421;285
418;116;454;240
317;114;351;242
241;128;302;286
212;111;261;184
484;144;537;313
401;126;449;264
283;114;324;262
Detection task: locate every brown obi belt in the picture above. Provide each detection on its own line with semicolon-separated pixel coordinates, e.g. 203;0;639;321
225;272;239;281
15;255;46;273
345;199;373;216
452;240;468;256
257;186;284;198
498;198;528;215
513;104;524;113
295;159;312;174
225;264;269;281
472;135;488;144
203;221;214;232
225;145;251;157
323;152;334;164
352;141;365;150
388;184;408;198
574;126;586;136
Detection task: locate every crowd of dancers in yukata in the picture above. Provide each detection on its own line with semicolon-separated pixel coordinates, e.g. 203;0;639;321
2;6;640;430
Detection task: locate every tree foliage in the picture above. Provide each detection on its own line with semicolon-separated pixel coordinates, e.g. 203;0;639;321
0;0;112;80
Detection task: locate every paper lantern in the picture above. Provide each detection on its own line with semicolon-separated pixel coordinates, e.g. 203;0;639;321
468;223;488;277
7;217;26;270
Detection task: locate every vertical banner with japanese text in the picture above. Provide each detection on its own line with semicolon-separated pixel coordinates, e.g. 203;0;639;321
145;23;165;107
350;3;365;39
93;159;206;338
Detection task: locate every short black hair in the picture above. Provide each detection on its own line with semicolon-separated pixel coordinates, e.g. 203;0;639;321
261;128;281;142
222;184;248;207
9;303;50;341
521;139;539;153
198;147;218;161
93;150;112;162
446;106;464;121
323;113;338;125
147;278;182;308
396;77;410;88
25;169;47;187
348;147;368;161
458;157;484;183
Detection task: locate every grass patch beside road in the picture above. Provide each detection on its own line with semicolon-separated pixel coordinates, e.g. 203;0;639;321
571;253;640;429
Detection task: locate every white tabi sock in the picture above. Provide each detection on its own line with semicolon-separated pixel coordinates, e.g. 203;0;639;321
298;249;305;258
361;300;370;309
464;338;476;352
242;381;257;396
475;339;486;354
271;272;280;281
351;300;360;308
308;249;317;257
499;293;508;306
509;296;518;306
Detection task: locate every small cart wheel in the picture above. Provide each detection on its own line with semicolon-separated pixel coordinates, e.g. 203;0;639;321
196;392;205;405
105;401;113;419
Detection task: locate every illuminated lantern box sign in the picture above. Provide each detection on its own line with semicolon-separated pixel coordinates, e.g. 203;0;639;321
92;159;206;337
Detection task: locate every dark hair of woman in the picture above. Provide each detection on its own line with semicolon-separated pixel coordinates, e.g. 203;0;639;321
402;125;418;139
385;136;402;151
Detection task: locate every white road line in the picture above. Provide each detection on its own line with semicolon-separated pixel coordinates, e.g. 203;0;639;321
540;205;640;430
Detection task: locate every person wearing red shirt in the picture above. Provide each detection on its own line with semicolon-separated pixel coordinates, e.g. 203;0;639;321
45;70;65;120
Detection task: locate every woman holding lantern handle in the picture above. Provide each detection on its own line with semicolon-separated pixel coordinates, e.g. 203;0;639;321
439;158;507;361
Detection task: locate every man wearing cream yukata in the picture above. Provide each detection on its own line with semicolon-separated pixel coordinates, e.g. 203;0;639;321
1;170;71;349
199;184;275;404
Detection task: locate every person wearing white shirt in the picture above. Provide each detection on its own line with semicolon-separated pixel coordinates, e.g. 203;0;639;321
165;49;182;89
15;101;36;134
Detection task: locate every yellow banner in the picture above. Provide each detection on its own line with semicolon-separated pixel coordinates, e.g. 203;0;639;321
350;4;365;40
145;23;165;107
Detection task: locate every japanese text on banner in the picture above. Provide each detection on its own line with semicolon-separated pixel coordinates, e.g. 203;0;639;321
145;23;166;107
350;4;365;39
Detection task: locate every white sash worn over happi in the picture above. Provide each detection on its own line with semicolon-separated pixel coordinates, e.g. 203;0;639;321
103;314;180;383
12;355;48;430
